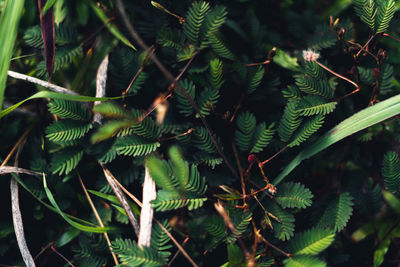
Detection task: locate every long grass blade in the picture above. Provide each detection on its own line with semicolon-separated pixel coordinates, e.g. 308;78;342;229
0;0;25;109
274;94;400;185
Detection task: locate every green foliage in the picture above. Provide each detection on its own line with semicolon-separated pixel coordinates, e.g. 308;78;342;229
278;99;303;143
289;114;325;147
183;1;210;45
275;182;313;209
283;255;326;267
47;99;90;121
50;146;84;175
296;96;337;116
176;79;196;117
382;151;400;194
266;202;295;241
353;0;396;33
288;227;335;255
46;120;92;142
318;192;354;232
115;136;160;157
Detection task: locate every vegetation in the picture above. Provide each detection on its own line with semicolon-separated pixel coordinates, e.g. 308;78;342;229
2;0;400;266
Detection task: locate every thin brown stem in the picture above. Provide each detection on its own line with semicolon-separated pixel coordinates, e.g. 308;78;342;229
382;33;400;43
356;34;375;57
159;128;194;142
167;236;189;266
115;0;238;179
76;172;119;265
259;235;292;257
50;246;76;267
232;140;247;208
1;125;33;167
260;145;288;166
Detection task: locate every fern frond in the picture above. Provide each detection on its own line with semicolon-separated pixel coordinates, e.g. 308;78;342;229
46;120;92;142
209;58;224;89
24;23;77;48
297;96;337;116
295;74;334;99
118;110;161;139
23;25;43;48
185;165;207;194
146;155;177;192
151;220;172;253
288;227;335;255
200;5;227;47
283;255;327;267
183;1;210;44
358;66;374;85
208;32;235;60
380;64;394;95
278;99;302;143
275;182;313;209
233;211;252;236
36;45;83;78
205;215;226;239
92;102;130;119
112;238;165;267
250;122;275;153
318;192;354;232
308;24;338;50
197;87;220;117
353;0;376;32
168;146;189;189
95;141;118;164
266;202;295;241
194;152;223;169
51;146;84;175
289;114;324;147
193;127;219;154
246;66;264;94
282;85;303;99
375;0;396;33
115;136;160;157
151;190;207;211
382;151;400;194
156;28;184;50
47;99;90;121
176;79;196;117
304;61;325;80
235;111;257;151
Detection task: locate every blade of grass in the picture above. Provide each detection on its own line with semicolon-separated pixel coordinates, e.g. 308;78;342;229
0;0;25;109
274;93;400;185
0;91;123;118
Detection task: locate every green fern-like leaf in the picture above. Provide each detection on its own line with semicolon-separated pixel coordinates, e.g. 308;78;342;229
118;110;161;139
193;127;219;154
185;164;207;194
156;28;184;50
375;0;396;33
382;151;400;194
379;64;394;95
308;24;338;50
275;182;313;209
235;111;257;151
318;192;354;232
304;61;325;80
296;96;337;116
209;58;224;89
36;45;83;78
47;99;90;121
289;114;325;147
353;0;376;32
250;122;275;153
208;32;235;60
197;87;220;117
46;120;92;142
168;146;189;189
115;136;160;157
282;85;303;99
183;1;210;44
51;146;84;175
193;152;223;169
200;5;227;47
358;66;375;86
278;99;302;143
283;255;327;267
151;190;207;211
24;23;78;48
176;79;196;117
146;155;177;193
246;66;264;94
267;202;295;241
295;74;334;99
112;238;165;267
150;220;172;260
288;227;335;255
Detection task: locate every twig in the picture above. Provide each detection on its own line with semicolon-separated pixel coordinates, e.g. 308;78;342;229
115;0;238;179
138;166;157;248
1;126;33;167
259;235;291;257
50;246;76;267
100;163;140;237
10;132;36;267
231;140;247;208
76;172;119;265
167;236;189;266
7;71;79;95
260;145;288;166
356;34;375;57
383;33;400;43
93;55;109;124
106;172;198;267
0;166;41;176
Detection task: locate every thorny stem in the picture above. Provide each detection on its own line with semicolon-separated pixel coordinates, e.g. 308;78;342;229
356;34;375;57
116;0;239;179
50;246;76;267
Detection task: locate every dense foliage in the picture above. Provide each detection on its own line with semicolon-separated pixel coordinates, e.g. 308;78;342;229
2;0;400;266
